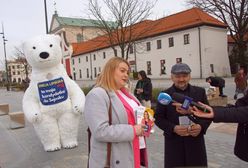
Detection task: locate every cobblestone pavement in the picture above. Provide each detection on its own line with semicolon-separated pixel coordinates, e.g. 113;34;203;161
0;78;248;168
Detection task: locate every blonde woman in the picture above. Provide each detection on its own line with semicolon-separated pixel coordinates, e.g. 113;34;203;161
85;57;148;168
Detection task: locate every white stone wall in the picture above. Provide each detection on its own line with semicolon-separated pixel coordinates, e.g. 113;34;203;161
200;26;231;77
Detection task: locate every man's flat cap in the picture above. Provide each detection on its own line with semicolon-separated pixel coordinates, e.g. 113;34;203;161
171;63;191;74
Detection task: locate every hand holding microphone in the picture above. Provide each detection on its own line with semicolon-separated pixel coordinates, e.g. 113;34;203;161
171;93;211;113
191;102;214;118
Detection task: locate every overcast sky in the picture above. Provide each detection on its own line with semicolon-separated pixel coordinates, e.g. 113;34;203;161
0;0;188;70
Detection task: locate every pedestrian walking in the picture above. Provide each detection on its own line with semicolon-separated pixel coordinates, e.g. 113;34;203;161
234;67;247;100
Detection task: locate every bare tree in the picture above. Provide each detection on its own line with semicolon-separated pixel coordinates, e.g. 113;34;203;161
12;46;30;82
88;0;157;60
187;0;248;66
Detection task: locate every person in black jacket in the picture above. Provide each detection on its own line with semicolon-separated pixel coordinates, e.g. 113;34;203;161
134;70;152;108
154;63;211;168
190;94;248;162
206;76;226;97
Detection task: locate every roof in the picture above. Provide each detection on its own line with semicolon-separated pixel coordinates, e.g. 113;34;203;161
72;7;227;56
55;15;117;28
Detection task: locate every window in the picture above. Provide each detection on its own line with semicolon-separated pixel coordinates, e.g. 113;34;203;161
103;52;106;59
129;45;134;54
77;34;83;42
176;58;182;63
72;59;75;65
114;49;117;56
160;60;166;75
12;66;15;69
17;71;20;75
93;54;96;61
17;65;20;68
157;40;162;49
73;72;76;80
86;68;89;78
99;67;101;73
86;56;88;62
147;61;152;75
94;67;97;77
169;37;174;47
79;69;82;78
78;58;81;63
184;34;190;45
146;42;151;51
210;64;214;73
13;71;16;75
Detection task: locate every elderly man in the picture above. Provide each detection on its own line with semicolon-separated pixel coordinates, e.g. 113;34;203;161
154;63;211;168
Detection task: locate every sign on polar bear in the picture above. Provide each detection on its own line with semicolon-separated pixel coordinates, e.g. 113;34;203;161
22;34;85;152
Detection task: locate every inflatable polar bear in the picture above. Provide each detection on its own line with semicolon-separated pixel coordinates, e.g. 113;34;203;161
22;34;85;152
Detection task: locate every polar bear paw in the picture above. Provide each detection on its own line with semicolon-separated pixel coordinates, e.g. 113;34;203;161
45;144;61;152
63;141;78;149
73;105;82;115
28;113;42;123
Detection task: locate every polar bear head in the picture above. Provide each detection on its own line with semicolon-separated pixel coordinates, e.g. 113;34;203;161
23;34;62;69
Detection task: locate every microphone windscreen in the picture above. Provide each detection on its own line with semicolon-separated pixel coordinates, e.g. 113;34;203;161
157;92;172;105
171;92;185;103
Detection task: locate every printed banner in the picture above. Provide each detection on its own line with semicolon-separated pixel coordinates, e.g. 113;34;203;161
38;77;68;105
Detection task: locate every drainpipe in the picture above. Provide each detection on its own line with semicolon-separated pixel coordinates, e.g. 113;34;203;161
89;53;93;80
198;27;203;79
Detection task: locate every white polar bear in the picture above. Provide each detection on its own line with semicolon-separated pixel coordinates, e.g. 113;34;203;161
22;34;85;152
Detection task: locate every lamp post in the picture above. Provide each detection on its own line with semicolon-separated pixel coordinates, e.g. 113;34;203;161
44;0;49;34
0;23;10;91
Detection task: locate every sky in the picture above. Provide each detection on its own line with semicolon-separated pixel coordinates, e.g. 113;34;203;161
0;0;188;70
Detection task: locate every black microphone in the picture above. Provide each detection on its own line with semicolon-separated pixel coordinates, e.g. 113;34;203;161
171;92;210;113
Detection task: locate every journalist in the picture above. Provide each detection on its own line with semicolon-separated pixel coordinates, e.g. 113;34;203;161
190;95;248;162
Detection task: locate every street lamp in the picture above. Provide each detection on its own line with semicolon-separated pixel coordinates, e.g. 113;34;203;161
0;23;10;91
44;0;49;34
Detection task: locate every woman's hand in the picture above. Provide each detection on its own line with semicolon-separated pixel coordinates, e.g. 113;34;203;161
134;124;145;136
172;102;192;115
191;102;214;119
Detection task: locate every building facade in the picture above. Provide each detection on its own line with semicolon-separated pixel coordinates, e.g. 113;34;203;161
49;12;116;77
70;8;231;83
7;60;31;83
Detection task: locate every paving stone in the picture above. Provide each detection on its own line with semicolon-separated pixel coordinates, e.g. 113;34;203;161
0;79;248;168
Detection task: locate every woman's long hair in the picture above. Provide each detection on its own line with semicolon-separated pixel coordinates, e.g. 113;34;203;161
96;57;129;91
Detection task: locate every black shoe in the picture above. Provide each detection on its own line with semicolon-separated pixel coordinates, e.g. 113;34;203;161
220;94;227;97
234;95;237;100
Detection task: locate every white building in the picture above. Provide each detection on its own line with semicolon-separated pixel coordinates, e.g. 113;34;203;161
7;60;30;83
70;8;231;81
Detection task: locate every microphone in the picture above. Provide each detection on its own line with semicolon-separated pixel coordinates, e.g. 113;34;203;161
171;92;210;113
157;92;174;105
